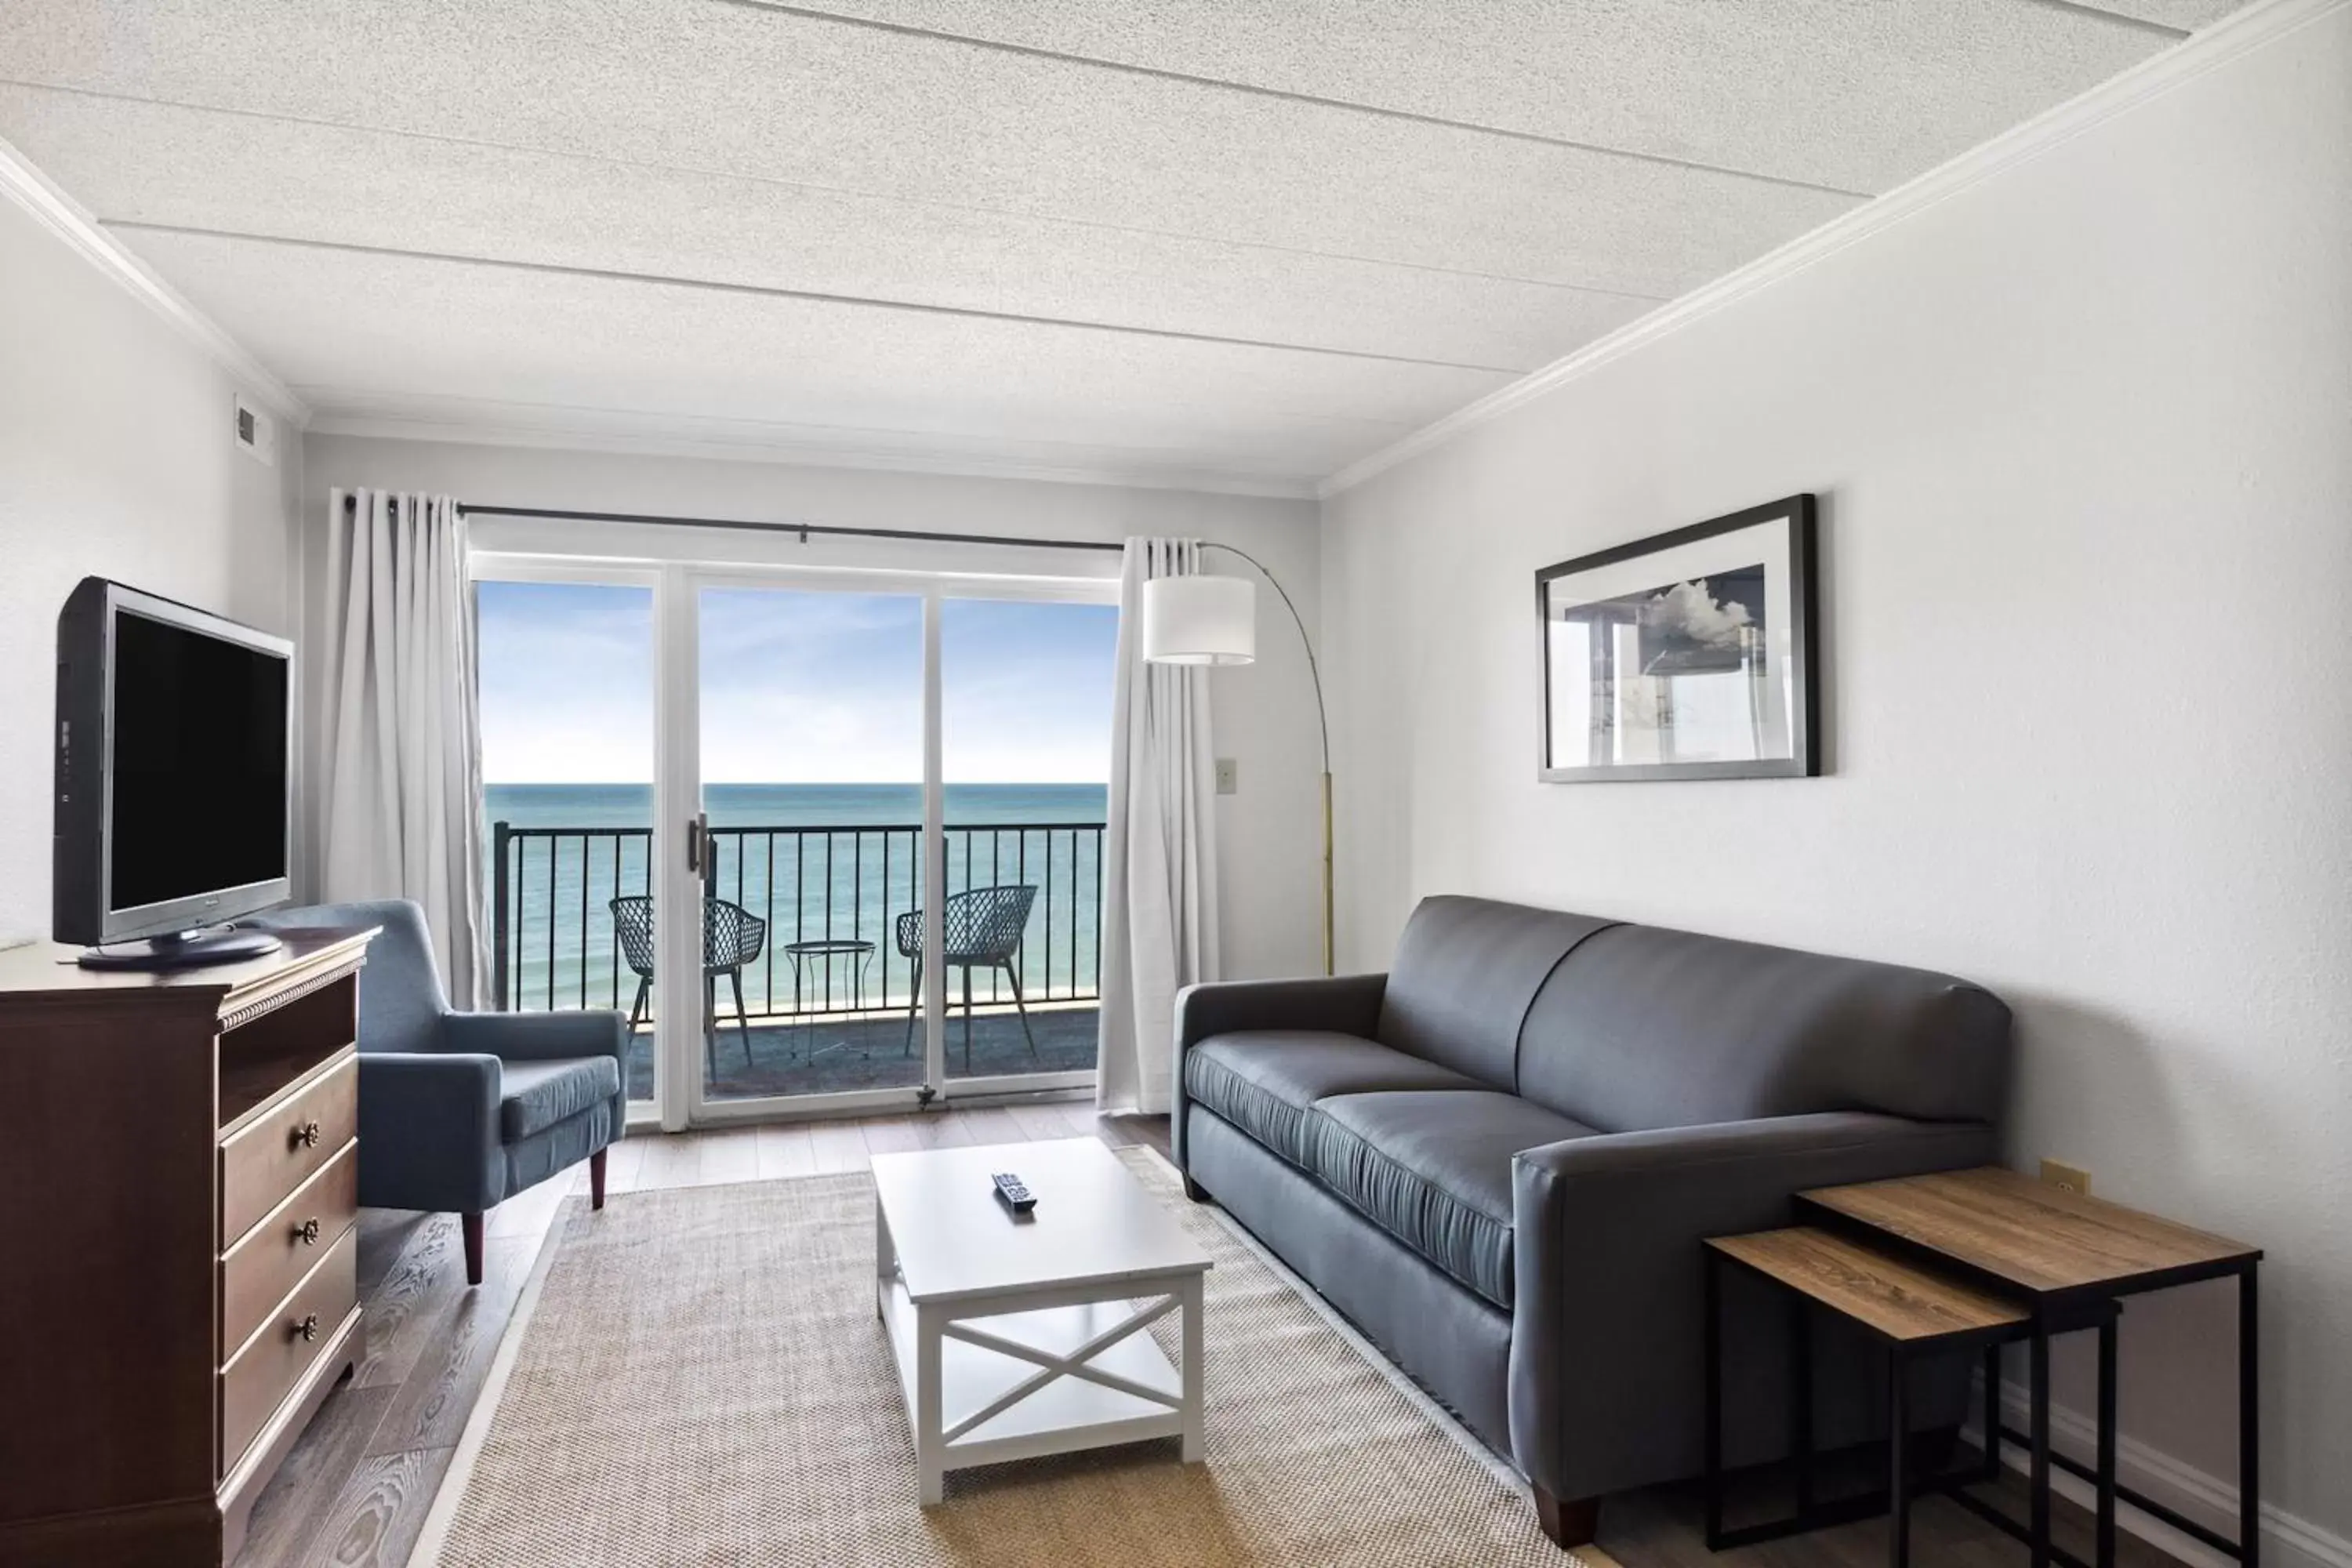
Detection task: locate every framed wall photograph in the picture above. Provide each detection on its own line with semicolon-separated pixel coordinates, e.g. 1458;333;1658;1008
1536;495;1818;782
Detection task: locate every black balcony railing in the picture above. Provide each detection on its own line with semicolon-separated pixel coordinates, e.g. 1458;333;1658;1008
488;820;1105;1022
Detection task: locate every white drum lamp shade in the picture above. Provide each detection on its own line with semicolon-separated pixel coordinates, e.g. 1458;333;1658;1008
1142;575;1255;666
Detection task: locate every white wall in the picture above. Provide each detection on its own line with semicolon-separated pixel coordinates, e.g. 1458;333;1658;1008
0;192;303;945
1322;8;2351;1555
300;434;1326;984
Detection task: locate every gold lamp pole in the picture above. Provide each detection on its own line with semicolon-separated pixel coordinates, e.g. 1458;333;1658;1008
1141;545;1334;975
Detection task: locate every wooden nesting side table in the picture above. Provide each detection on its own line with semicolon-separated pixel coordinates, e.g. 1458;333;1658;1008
1796;1167;2262;1568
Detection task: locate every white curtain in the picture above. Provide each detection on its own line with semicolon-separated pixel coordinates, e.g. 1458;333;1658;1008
318;489;487;1005
1097;538;1221;1114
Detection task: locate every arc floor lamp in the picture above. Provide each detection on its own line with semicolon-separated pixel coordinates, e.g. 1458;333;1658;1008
1140;546;1334;975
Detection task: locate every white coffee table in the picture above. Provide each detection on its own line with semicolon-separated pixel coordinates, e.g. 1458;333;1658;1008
869;1137;1212;1505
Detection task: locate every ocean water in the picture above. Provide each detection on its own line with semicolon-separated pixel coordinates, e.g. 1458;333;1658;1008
485;782;1107;1017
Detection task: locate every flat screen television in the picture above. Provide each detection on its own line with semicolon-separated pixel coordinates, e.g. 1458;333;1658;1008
53;577;294;969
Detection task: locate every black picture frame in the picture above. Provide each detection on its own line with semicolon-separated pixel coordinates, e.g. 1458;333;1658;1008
1535;495;1819;782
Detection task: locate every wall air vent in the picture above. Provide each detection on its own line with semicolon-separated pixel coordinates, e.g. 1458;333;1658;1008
233;393;276;467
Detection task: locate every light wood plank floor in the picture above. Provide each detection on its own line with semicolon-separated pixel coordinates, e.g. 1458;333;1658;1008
233;1102;2183;1568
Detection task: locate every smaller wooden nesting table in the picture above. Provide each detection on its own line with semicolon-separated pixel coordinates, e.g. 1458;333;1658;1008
1704;1227;2038;1564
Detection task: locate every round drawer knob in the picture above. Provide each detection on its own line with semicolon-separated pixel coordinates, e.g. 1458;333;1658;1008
296;1217;322;1246
292;1312;319;1343
290;1120;322;1150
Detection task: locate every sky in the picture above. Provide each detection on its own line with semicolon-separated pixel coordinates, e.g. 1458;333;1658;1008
474;580;1117;784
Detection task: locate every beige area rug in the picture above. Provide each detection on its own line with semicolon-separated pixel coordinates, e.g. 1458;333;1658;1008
416;1146;1610;1567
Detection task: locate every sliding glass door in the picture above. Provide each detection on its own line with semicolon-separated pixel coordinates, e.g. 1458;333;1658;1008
691;582;928;1112
939;596;1116;1094
476;557;1115;1126
474;571;662;1116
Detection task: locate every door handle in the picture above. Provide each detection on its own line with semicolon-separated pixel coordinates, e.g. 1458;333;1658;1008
685;812;709;876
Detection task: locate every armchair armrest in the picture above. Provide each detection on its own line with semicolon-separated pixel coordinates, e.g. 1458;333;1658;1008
1508;1112;1997;1502
442;1007;628;1066
354;1052;505;1215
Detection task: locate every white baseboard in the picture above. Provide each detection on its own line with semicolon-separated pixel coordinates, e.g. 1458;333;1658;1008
1963;1377;2350;1568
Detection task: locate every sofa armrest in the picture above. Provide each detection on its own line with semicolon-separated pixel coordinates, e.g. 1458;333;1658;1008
354;1052;506;1215
1508;1112;1997;1502
1171;975;1388;1171
1174;973;1388;1051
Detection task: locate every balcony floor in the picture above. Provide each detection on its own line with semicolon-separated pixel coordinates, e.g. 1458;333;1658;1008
620;1004;1099;1101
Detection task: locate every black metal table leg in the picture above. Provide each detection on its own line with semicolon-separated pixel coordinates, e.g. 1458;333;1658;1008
2097;1312;2118;1568
2031;1327;2053;1568
1704;1246;1724;1547
2241;1264;2261;1568
1793;1295;1815;1515
1889;1349;1911;1568
1982;1343;2003;1482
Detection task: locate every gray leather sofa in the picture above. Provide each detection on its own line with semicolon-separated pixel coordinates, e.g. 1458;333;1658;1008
1173;895;2012;1549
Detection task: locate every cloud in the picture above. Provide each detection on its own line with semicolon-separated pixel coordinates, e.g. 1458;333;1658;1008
1642;579;1754;648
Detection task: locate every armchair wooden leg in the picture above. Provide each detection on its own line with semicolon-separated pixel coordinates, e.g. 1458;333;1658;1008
462;1211;485;1287
1532;1485;1599;1550
590;1148;608;1210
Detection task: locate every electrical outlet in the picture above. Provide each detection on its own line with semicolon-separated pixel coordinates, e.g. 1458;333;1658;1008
2039;1158;2092;1197
1214;757;1238;795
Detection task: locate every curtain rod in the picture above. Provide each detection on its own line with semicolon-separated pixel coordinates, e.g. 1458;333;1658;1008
438;501;1129;554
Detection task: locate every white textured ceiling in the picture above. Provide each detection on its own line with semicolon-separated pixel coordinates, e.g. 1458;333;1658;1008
0;0;2249;494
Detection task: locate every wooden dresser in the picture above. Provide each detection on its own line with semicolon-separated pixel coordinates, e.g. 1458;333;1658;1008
0;927;375;1567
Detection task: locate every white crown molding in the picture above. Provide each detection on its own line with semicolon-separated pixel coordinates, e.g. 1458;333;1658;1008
1972;1377;2352;1568
0;132;310;426
1316;0;2350;500
305;406;1321;502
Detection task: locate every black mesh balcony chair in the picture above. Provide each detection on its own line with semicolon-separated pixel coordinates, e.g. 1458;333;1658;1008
896;884;1040;1070
610;895;768;1074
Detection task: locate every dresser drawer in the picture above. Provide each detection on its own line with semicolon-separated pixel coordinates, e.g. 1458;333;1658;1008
220;1053;357;1245
220;1227;358;1476
221;1140;358;1358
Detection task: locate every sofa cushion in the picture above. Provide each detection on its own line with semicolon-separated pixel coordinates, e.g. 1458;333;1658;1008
499;1056;621;1142
1374;895;1618;1089
1301;1090;1602;1308
1515;923;2014;1132
1183;1032;1484;1167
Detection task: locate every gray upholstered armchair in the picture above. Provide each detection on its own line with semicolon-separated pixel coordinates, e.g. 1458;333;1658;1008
247;899;626;1285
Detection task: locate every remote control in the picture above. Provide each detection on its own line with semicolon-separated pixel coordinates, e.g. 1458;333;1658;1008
992;1171;1036;1213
